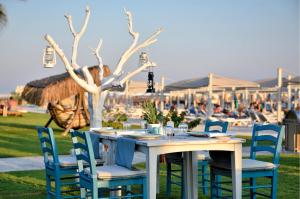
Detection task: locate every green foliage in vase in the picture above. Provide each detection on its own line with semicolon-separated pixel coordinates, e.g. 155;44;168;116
163;107;200;129
142;100;163;124
163;108;186;127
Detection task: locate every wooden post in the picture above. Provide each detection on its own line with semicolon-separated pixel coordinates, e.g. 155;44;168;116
2;105;7;117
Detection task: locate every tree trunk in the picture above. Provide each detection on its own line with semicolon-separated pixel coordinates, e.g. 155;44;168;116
88;91;108;129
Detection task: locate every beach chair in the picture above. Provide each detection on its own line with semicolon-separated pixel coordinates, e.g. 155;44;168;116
70;130;147;198
37;127;80;199
210;124;284;199
165;120;228;197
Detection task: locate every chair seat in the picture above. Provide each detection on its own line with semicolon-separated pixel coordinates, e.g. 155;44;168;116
211;158;278;171
85;165;146;180
50;156;105;167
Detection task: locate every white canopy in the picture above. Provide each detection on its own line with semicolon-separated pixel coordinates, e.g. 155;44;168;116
165;74;259;92
256;76;300;88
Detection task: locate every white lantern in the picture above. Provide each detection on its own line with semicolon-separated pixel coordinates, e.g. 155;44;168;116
43;46;56;68
139;52;149;65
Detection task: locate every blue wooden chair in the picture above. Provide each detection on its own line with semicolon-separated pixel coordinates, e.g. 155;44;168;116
165;120;228;198
210;123;284;199
70;130;147;199
37;127;80;199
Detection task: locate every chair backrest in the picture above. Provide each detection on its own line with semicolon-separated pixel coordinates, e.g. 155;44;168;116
70;130;97;178
204;120;228;133
250;124;284;164
36;127;60;166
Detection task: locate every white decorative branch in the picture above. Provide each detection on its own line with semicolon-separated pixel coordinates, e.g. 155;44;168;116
102;62;156;91
45;34;98;93
102;9;162;87
65;6;91;70
91;39;104;82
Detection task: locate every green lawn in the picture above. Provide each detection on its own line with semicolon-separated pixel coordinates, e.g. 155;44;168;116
0;113;73;157
0;154;299;199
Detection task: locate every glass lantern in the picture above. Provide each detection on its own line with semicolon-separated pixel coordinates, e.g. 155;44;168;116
43;46;56;68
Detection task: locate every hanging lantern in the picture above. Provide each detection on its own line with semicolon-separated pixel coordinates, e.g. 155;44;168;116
139;52;149;65
43;46;56;68
139;52;155;93
146;69;155;93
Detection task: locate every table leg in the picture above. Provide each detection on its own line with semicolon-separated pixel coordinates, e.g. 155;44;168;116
183;151;198;199
231;143;242;199
146;148;158;199
157;156;160;193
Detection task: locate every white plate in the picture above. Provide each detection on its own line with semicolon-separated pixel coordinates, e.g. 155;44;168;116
122;133;161;140
187;132;228;138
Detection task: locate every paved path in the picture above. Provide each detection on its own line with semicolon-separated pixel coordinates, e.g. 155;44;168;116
0;148;297;173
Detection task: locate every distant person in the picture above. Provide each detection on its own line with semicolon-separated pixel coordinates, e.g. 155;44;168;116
170;103;177;111
7;97;17;111
295;105;300;119
189;104;196;114
214;104;222;113
197;103;206;116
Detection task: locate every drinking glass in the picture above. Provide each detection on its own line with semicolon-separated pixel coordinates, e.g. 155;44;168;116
178;122;188;133
164;126;174;140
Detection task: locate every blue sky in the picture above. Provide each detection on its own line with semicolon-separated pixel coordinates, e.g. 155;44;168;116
0;0;299;93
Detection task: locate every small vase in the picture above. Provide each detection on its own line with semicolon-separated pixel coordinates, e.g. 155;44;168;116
148;123;161;134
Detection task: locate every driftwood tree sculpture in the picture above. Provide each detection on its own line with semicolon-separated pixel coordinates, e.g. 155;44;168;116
45;6;162;131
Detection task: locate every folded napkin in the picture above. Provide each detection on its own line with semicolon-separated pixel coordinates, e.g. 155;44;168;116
89;133;101;159
115;137;136;169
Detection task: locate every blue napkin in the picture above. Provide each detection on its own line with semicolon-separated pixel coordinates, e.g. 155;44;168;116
115;137;136;169
89;133;101;159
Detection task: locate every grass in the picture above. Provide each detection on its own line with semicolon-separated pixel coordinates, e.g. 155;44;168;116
0;154;299;199
0;113;73;157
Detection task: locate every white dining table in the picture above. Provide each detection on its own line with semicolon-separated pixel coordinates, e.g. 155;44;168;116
92;130;245;199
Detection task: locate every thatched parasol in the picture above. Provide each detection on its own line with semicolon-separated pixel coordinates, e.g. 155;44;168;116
22;65;110;106
22;66;111;135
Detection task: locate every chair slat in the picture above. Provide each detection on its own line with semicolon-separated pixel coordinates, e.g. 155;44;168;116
254;145;275;154
76;154;90;164
255;124;281;133
40;137;51;144
42;147;53;154
73;142;88;151
255;135;277;143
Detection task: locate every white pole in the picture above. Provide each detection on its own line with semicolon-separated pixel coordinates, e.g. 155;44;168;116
160;76;165;111
188;89;191;110
125;80;129;111
231;87;236;111
245;88;249;107
287;75;292;110
207;73;213;117
177;92;180;108
221;89;225;109
277;67;282;122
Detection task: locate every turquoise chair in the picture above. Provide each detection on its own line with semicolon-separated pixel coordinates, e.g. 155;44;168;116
165;120;228;198
70;130;147;199
210;124;284;199
37;127;80;199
